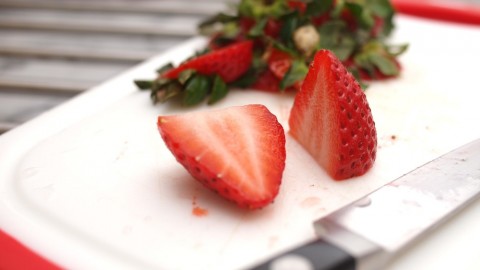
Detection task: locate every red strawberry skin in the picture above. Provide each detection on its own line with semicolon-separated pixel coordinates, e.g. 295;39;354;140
250;47;302;92
158;104;286;209
267;47;292;80
162;40;253;83
289;50;377;180
287;0;307;13
250;69;301;93
251;70;282;92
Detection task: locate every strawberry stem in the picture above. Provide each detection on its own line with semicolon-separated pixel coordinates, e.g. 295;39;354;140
135;0;407;106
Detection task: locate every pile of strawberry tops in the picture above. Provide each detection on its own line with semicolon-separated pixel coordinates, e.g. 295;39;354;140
135;0;406;106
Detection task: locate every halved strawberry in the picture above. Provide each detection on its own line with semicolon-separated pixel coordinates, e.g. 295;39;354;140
289;50;377;180
158;104;286;209
162;40;253;83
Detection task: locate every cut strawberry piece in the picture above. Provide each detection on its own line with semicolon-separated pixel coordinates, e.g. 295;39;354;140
312;13;330;26
250;69;301;93
287;0;307;13
162;40;253;83
253;47;304;92
239;18;256;34
264;18;282;38
371;16;385;38
341;8;358;32
267;47;293;80
289;50;377;180
251;70;282;92
158;104;286;209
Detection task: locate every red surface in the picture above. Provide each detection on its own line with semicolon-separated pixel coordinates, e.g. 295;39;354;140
393;0;480;25
0;229;61;270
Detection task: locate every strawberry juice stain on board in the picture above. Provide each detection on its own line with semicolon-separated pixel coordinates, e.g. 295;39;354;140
192;206;208;217
192;194;208;217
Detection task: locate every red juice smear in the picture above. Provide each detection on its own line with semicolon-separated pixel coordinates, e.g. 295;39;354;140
192;206;208;217
192;193;208;217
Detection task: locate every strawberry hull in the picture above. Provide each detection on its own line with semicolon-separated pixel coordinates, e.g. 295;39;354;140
162;41;253;83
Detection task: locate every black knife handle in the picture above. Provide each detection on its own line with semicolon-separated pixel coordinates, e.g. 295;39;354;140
250;239;355;270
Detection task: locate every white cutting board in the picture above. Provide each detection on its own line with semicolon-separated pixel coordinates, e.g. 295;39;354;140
1;16;480;270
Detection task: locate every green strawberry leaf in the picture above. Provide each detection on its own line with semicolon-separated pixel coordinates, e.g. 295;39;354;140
305;0;334;16
387;44;409;56
134;80;153;90
368;0;394;37
319;21;355;61
156;63;174;74
198;13;237;30
345;2;374;28
210;35;237;48
331;0;345;18
222;22;240;39
354;52;375;74
208;76;228;104
248;17;268;37
154;81;183;104
332;35;355;61
178;69;196;84
198;13;238;36
369;53;399;76
279;12;300;49
280;59;308;90
269;37;299;57
183;75;211;106
238;0;288;18
381;14;395;37
367;0;394;17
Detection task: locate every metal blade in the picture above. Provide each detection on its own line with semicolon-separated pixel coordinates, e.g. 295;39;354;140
314;138;480;270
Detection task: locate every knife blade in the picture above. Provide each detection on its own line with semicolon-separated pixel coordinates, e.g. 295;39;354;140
250;138;480;270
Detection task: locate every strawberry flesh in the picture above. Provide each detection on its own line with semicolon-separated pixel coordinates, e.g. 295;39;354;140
289;50;377;180
158;104;286;209
267;47;293;80
162;40;253;83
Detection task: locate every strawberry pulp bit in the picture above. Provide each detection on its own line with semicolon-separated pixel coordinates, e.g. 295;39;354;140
192;194;208;217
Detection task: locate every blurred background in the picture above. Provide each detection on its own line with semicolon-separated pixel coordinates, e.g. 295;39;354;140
0;0;232;134
0;0;479;134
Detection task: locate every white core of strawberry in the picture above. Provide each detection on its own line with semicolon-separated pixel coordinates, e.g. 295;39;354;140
295;68;330;161
186;108;269;198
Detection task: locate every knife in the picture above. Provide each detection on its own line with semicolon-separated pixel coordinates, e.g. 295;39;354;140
250;138;480;270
